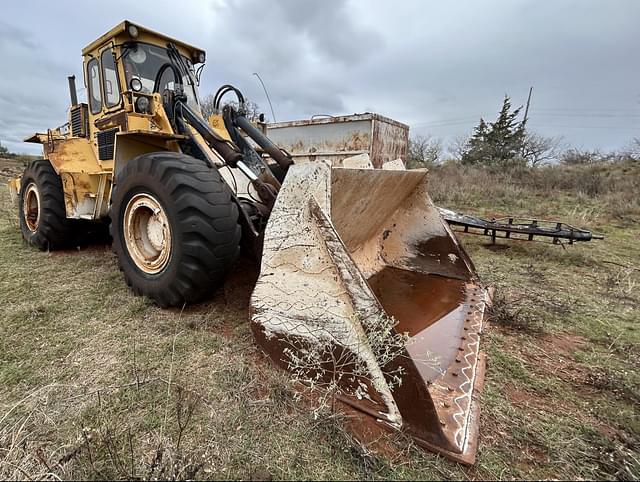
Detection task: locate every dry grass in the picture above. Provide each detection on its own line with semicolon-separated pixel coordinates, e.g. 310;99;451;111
429;159;640;223
0;158;639;480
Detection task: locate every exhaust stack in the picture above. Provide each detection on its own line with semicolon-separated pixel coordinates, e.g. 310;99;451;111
68;75;78;107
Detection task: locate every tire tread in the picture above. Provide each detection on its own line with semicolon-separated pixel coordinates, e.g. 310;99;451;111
110;152;241;307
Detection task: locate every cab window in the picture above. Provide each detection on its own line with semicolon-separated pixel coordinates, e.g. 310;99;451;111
87;58;102;114
101;49;121;108
122;43;200;111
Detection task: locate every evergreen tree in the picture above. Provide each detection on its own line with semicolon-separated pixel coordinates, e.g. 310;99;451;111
462;96;526;166
463;118;491;164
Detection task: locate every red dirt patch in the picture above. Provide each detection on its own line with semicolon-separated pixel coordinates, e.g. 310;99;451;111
523;333;591;385
497;329;590;385
541;332;588;357
505;385;537;406
503;383;570;415
335;401;409;464
496;331;622;446
174;257;259;339
517;446;548;472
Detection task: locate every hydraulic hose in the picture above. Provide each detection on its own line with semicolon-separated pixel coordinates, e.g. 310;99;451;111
176;101;242;166
233;113;293;171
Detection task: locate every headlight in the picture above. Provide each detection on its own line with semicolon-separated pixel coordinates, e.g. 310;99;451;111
198;52;206;64
135;96;150;114
128;24;139;38
130;78;142;92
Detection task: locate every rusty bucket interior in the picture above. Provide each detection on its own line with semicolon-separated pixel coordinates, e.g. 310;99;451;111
250;162;491;464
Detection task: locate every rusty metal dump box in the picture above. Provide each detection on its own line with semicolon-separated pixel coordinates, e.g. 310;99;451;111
266;113;409;168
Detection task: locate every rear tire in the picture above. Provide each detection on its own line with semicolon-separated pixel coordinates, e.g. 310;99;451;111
19;160;75;250
110;152;241;307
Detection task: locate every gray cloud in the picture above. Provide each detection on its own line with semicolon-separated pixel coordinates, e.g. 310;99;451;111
276;0;384;64
1;0;638;155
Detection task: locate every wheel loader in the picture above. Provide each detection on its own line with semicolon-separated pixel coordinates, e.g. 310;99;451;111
8;21;492;464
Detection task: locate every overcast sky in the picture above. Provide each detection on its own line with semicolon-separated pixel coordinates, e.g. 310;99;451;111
1;0;639;155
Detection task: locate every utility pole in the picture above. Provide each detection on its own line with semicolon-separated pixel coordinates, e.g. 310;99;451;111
523;86;533;124
253;72;277;123
521;86;533;158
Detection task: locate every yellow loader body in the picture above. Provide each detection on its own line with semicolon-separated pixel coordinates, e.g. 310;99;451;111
8;20;490;464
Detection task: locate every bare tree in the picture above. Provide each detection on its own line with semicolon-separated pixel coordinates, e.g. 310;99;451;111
199;93;264;122
522;132;564;166
406;135;442;169
560;148;603;165
627;137;640;160
447;134;469;161
199;94;217;119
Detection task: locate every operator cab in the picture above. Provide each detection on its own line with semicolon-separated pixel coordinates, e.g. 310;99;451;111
81;21;205;119
120;42;201;113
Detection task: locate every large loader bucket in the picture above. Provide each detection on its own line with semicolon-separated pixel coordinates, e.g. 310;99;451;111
250;162;492;464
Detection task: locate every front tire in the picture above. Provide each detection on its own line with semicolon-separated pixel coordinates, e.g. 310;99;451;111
110;152;241;307
19;160;74;250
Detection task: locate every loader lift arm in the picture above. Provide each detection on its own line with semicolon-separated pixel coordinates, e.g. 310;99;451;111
167;82;292;212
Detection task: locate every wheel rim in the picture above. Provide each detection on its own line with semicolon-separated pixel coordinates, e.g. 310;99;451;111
23;182;41;232
123;193;172;274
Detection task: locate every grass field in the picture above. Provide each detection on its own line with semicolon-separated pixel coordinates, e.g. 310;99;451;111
0;158;638;480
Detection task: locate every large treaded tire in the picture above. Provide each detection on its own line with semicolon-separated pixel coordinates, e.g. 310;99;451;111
110;152;241;307
19;160;75;250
